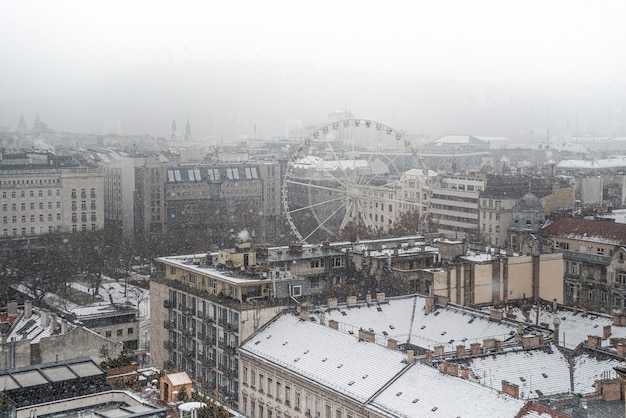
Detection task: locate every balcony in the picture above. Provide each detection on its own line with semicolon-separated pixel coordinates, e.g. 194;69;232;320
226;322;239;333
563;250;610;266
200;334;216;346
182;306;195;316
182;327;196;338
218;339;228;349
218;318;228;327
183;348;196;359
201;355;216;367
163;341;176;350
223;345;237;355
204;316;215;324
163;320;176;330
163;300;174;309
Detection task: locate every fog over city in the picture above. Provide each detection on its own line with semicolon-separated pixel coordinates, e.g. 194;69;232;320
2;0;626;140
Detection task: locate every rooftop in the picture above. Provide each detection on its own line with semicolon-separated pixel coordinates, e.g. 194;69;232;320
240;313;409;403
540;217;626;246
368;363;526;418
311;295;532;352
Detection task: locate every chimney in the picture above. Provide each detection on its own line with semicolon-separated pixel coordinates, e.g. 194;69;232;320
604;325;612;339
490;309;504;320
61;319;68;334
494;339;503;351
616;343;626;358
376;293;386;303
425;351;433;364
424;296;435;313
387;339;398;350
299;312;310;321
502;380;520;398
582;307;589;317
327;298;337;309
461;367;469;379
573;306;578;315
24;301;32;318
50;313;58;331
434;345;445;357
7;301;17;315
456;345;466;357
483;338;496;350
587;335;602;349
358;329;376;343
470;342;482;355
365;293;372;304
40;310;49;326
328;319;339;330
406;350;415;364
346;296;357;307
521;334;544;348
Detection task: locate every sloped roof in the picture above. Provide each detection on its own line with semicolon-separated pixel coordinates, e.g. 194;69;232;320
313;295;526;352
166;371;192;387
540;218;626;246
240;313;408;403
433;135;486;145
368;362;526;418
463;344;571;399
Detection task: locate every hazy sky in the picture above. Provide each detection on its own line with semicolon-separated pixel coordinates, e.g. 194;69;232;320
2;0;626;137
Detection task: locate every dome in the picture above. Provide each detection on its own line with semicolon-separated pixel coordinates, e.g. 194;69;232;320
514;193;543;212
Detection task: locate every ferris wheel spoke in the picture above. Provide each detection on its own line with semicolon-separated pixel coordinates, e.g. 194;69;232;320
287;195;346;214
285;179;346;194
303;201;348;242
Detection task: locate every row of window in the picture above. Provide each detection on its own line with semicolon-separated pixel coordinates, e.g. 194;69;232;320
3;226;58;236
71;188;97;199
167;167;259;183
242;364;359;418
1;189;61;199
3;214;62;223
103;328;134;338
3;201;62;211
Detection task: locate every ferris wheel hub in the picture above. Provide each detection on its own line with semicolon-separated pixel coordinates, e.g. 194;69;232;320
347;187;363;200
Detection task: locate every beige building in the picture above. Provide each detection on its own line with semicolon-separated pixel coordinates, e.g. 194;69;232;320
0;154;104;240
415;249;564;306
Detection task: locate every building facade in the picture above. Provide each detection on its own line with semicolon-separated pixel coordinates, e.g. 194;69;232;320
0;153;104;241
430;175;485;240
539;218;626;313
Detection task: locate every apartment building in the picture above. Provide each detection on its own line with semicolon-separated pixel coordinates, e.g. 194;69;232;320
429;175;485;240
539;217;626;313
0;153;104;241
149;241;349;409
103;157;283;244
72;304;140;351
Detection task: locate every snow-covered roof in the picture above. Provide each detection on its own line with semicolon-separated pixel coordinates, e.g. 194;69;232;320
401;168;438;178
72;303;139;319
240;313;409;403
312;295;526;352
7;308;74;344
464;344;571;399
503;307;626;351
166;371;192;387
556;156;626;170
433;135;486;145
368;363;526;418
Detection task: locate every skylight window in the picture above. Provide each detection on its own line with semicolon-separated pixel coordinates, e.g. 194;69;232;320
542;373;548;378
362;374;368;379
337;364;343;368
396;392;402;396
412;399;419;404
348;381;355;386
294;357;300;362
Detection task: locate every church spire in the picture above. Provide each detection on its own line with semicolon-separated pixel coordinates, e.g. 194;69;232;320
185;118;192;141
17;113;28;132
171;119;177;139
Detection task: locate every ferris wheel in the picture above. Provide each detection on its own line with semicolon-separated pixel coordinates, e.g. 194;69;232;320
281;118;429;244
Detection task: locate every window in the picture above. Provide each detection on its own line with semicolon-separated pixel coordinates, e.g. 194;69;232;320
91;188;96;198
291;285;302;297
305;395;311;416
71;189;76;199
618;272;626;285
227;167;239;180
597;247;605;255
128;327;134;335
295;389;301;410
251;369;256;388
207;168;220;181
601;291;608;303
117;329;123;336
259;373;264;393
106;330;112;338
285;384;291;406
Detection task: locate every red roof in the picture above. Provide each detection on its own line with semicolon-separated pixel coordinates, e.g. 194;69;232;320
540;217;626;246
